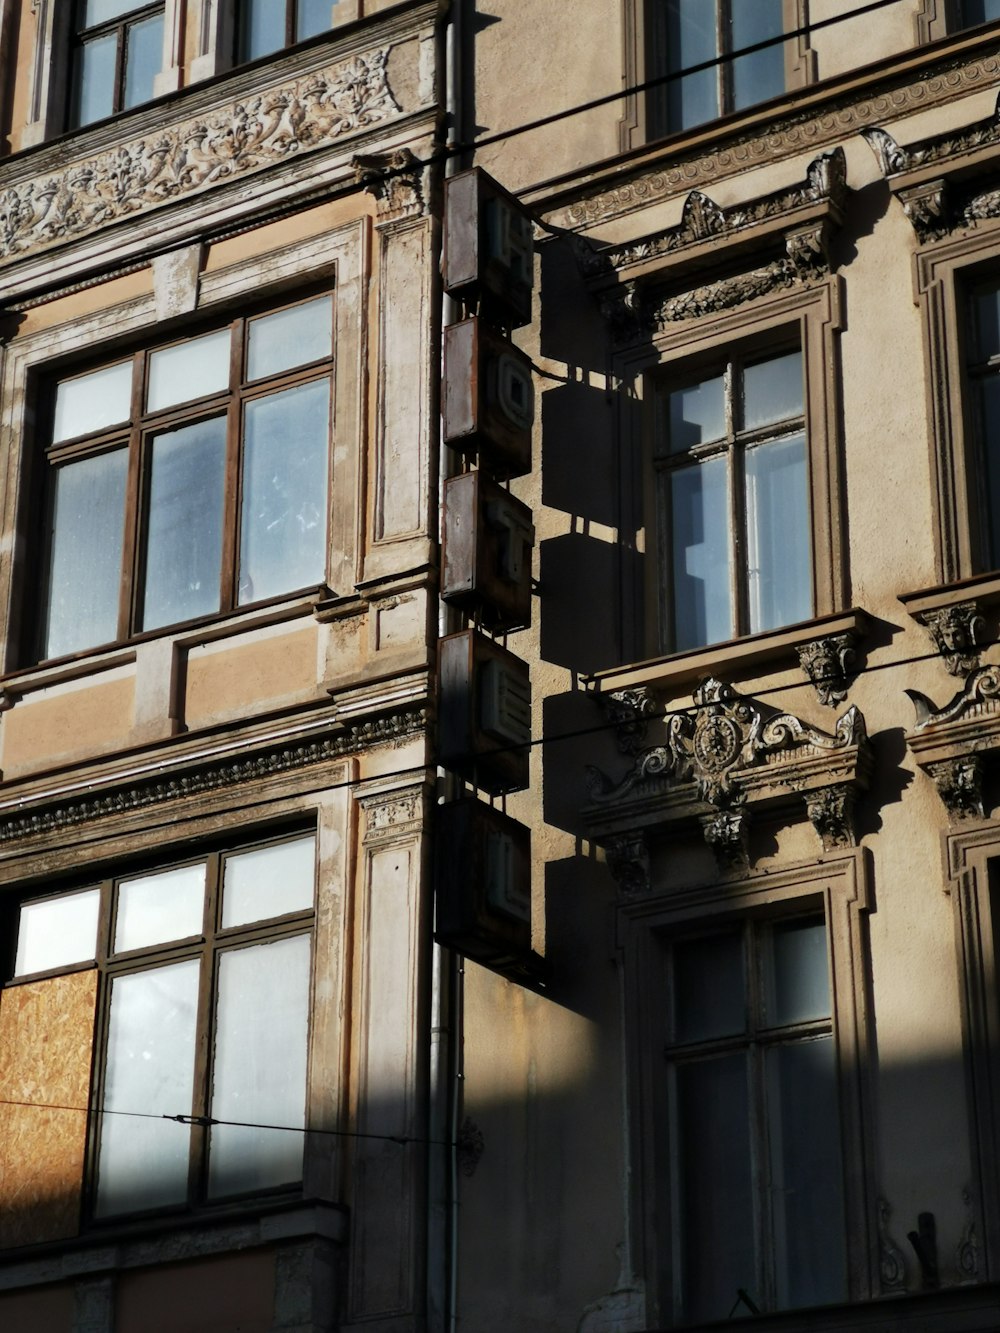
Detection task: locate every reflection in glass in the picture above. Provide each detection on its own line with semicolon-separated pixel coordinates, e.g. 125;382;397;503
15;890;100;976
979;378;1000;566
730;0;785;112
961;0;1000;25
45;449;127;659
672;932;745;1043
668;455;732;650
744;434;810;633
240;0;285;60
84;0;150;24
743;351;803;430
974;287;1000;361
766;1038;846;1308
675;1054;754;1322
764;917;829;1027
239;380;329;604
53;361;131;443
666;0;718;131
247;297;333;382
96;960;199;1216
70;34;116;127
141;417;226;631
115;864;206;953
209;934;310;1197
222;835;315;929
667;374;726;453
297;0;333;40
123;13;164;110
147;329;230;412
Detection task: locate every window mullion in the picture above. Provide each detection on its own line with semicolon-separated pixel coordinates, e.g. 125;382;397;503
119;353;146;640
718;0;731;116
189;854;220;1204
726;365;745;638
219;323;244;613
111;22;127;114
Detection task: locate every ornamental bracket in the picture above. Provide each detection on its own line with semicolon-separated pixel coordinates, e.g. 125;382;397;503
906;666;1000;821
586;677;871;880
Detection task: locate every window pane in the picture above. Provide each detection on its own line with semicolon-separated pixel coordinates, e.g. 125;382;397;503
666;0;719;131
208;934;310;1197
974;287;1000;361
70;34;116;127
123;13;164;110
766;1037;847;1309
978;377;1000;567
45;449;127;659
141;416;226;631
961;0;1000;24
744;433;810;634
147;329;230;412
666;373;725;454
763;917;830;1027
730;0;785;112
222;834;315;929
239;380;329;604
115;863;206;953
672;931;745;1043
667;455;732;651
83;0;151;25
14;890;100;976
247;297;334;382
240;0;286;60
675;1054;755;1322
53;361;131;443
96;959;199;1216
743;351;803;430
296;0;332;40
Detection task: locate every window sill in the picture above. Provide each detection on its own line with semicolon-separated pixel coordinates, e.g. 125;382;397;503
585;608;870;706
899;570;1000;677
0;1198;347;1289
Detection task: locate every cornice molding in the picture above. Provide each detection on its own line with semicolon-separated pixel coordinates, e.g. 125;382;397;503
587;677;871;877
550;50;1000;230
906;666;1000;820
0;706;427;845
0;46;400;267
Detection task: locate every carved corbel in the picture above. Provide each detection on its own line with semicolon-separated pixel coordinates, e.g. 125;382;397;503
598;281;651;343
926;756;985;822
805;784;856;851
352;147;425;224
797;632;858;706
785;220;832;278
916;601;984;676
899;180;948;244
605;831;651;895
604;687;658;756
700;806;749;875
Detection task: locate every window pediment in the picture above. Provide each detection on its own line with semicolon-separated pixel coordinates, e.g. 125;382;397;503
907;665;1000;819
584;149;846;338
586;676;872;878
863;90;1000;241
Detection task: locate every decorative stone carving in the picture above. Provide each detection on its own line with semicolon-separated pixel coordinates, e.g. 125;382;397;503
863;90;1000;177
597;281;649;342
805;784;856;851
0;48;400;265
908;666;1000;729
605;832;651;896
917;602;984;676
797;632;858;706
587;678;869;863
0;706;427;845
456;1117;485;1178
558;55;1000;230
957;1187;980;1283
927;756;985;822
360;788;424;843
645;247;826;332
700;806;749;874
604;687;658;756
878;1197;909;1294
353;147;424;223
899;181;948;244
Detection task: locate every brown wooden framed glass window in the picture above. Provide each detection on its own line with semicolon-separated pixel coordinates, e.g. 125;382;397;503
237;0;333;63
663;911;847;1321
68;0;165;130
7;828;317;1219
964;278;1000;572
37;293;335;664
655;346;810;653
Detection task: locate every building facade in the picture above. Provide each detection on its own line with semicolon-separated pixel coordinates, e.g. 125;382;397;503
4;2;1000;1332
